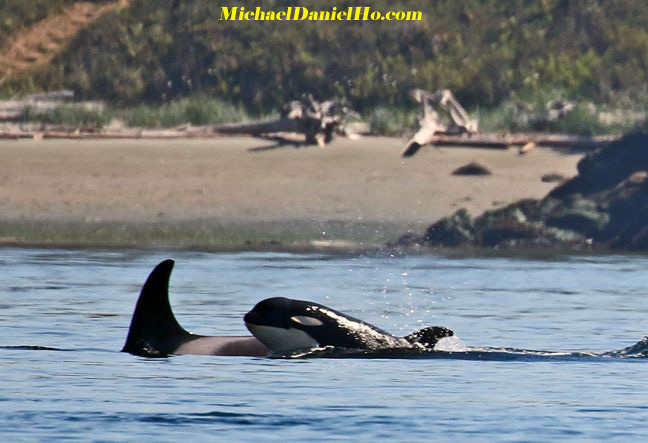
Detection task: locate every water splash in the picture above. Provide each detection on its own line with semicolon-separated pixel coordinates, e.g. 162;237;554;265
433;336;468;352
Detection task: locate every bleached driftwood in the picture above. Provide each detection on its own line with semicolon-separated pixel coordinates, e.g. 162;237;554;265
403;89;479;157
0;90;100;121
402;133;615;157
25;90;75;101
214;96;354;147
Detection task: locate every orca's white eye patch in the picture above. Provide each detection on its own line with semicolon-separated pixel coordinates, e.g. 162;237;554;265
290;316;324;327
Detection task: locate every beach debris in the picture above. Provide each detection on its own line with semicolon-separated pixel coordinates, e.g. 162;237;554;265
0;89;81;121
518;141;536;155
402;88;479;157
0;126;618;148
401;132;615;157
0;96;357;144
214;95;357;147
24;90;75;101
395;133;648;251
528;100;575;130
400;92;613;157
452;161;492;176
413;88;479;135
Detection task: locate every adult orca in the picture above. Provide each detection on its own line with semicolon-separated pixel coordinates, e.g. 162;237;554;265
244;297;453;355
122;259;268;357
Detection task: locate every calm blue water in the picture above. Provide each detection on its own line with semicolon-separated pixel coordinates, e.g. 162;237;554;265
1;247;647;441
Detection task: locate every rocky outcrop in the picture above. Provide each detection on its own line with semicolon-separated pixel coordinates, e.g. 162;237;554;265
397;133;648;251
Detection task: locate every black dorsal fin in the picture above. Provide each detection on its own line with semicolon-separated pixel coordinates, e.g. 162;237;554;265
404;326;454;349
122;259;194;357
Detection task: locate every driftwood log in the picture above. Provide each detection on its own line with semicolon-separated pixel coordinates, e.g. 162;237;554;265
213;96;352;146
0;129;617;155
0;90;78;121
403;89;479;156
1;94;355;147
402;133;616;156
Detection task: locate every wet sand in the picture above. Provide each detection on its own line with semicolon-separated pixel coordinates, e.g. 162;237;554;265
0;136;582;249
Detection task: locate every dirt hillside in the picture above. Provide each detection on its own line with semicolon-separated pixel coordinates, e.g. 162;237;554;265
0;1;128;84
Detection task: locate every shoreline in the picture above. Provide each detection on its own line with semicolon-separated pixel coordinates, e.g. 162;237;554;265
0;135;582;251
0;227;624;258
0;218;405;253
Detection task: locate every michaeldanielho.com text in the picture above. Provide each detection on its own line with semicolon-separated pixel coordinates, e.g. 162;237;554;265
220;7;423;21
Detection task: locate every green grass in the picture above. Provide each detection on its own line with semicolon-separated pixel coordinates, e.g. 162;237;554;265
13;93;647;136
15;96;280;129
19;104;110;129
118;96;261;128
476;88;648;136
364;106;418;136
5;0;648;115
5;1;648;136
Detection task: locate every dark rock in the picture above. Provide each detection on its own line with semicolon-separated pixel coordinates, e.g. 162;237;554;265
598;174;648;248
624;227;648;250
479;221;544;247
475;200;536;229
402;132;648;251
545;208;609;238
423;209;475;247
550;133;648;198
452;162;492;176
393;232;422;248
541;172;566;183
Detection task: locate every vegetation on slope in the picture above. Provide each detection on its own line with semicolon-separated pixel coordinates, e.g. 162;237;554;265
2;0;648;132
0;1;76;44
0;0;114;45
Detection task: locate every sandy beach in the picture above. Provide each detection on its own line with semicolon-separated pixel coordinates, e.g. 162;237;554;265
0;135;582;249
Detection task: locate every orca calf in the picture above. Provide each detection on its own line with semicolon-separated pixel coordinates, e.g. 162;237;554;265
244;297;453;355
122;259;268;357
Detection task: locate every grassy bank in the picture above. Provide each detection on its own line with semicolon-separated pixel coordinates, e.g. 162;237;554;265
15;96;270;129
12;93;648;136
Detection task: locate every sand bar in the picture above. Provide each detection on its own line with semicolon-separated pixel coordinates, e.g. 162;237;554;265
0;136;582;250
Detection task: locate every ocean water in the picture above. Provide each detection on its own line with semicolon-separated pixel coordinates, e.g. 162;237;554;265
1;247;647;441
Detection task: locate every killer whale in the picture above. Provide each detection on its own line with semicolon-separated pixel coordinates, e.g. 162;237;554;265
124;260;452;358
122;259;268;357
244;296;454;355
121;262;645;360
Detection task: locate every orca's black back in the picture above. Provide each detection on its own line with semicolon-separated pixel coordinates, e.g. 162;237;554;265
301;302;399;349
